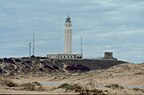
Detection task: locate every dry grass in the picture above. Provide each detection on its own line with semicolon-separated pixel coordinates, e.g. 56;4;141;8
0;78;18;87
20;82;45;91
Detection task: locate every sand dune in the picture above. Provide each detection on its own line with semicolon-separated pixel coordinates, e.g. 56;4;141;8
0;63;144;94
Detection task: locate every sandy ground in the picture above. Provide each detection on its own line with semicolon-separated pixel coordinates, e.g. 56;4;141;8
0;63;144;94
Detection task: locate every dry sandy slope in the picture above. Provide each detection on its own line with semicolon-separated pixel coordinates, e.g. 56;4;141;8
61;63;144;94
63;63;144;86
0;63;144;94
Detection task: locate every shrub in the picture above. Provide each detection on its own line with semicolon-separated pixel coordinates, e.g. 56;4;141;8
72;84;82;92
105;84;123;89
80;89;108;95
21;83;35;91
32;81;42;86
133;88;144;93
59;83;82;92
20;82;44;91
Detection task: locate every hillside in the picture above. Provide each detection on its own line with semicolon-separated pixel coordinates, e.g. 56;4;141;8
0;57;126;77
0;62;143;94
63;63;144;86
61;63;144;94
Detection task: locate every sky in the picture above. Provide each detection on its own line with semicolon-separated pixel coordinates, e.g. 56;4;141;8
0;0;144;63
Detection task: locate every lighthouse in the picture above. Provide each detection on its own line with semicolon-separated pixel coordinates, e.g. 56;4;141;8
47;15;83;59
64;15;72;54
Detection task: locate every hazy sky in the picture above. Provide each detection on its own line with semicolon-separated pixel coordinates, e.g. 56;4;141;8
0;0;144;63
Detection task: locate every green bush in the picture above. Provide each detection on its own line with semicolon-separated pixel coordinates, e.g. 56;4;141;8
105;84;123;89
59;83;82;92
80;89;108;95
133;88;144;92
21;82;35;91
20;82;44;91
32;81;42;86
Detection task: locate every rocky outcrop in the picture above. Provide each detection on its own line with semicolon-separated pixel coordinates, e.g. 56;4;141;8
65;64;90;72
0;57;127;76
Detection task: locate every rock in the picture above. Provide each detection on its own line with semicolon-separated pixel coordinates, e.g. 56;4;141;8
7;82;17;87
4;58;16;64
65;64;90;72
0;57;127;76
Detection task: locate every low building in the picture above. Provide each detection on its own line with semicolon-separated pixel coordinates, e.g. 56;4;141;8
47;54;83;59
102;52;117;60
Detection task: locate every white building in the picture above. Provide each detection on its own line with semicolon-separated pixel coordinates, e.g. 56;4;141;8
47;15;83;59
64;15;72;54
47;54;82;59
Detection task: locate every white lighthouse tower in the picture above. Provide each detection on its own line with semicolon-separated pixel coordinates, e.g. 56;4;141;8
64;15;72;54
47;15;83;59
